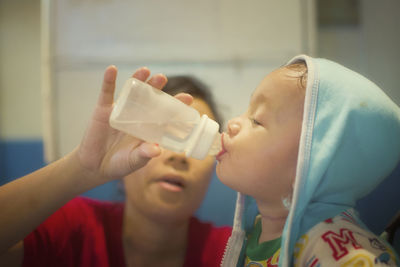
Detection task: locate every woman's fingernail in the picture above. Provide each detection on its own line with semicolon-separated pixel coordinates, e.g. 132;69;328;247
140;143;161;157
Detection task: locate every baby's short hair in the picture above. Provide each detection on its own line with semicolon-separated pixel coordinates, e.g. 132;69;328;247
285;61;308;90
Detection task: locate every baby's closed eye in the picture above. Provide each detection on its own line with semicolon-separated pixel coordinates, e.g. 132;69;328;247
249;117;262;126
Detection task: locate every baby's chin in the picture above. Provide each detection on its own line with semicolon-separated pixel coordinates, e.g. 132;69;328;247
214;163;225;180
214;168;240;191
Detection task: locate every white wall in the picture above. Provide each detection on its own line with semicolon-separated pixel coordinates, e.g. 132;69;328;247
1;0;399;144
318;0;400;105
0;0;42;140
44;0;315;160
361;0;400;105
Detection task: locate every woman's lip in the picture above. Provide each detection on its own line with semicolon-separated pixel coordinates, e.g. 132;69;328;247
158;181;184;192
155;175;185;192
216;133;227;161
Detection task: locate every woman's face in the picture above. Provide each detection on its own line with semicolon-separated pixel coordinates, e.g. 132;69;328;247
123;97;217;222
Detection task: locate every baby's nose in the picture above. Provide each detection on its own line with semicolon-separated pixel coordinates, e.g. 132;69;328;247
227;118;241;137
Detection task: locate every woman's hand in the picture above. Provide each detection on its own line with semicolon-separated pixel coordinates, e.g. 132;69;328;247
77;66;169;182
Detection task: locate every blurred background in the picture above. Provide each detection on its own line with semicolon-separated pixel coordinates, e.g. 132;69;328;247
1;0;399;239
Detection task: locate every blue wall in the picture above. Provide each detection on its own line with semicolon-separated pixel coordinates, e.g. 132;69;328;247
356;162;400;234
1;139;399;233
0;140;46;185
0;140;236;226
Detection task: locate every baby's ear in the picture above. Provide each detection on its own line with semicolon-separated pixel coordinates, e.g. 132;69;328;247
174;93;193;106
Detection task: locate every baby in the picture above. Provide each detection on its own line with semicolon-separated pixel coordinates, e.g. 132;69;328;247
216;55;400;266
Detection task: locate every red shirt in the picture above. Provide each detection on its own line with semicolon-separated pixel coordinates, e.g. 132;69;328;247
23;197;231;267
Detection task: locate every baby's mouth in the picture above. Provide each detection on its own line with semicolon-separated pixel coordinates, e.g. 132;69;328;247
216;133;227;161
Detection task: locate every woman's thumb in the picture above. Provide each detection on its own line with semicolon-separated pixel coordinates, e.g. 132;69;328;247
128;143;161;171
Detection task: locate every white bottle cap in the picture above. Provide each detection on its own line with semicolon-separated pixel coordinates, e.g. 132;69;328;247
186;114;220;159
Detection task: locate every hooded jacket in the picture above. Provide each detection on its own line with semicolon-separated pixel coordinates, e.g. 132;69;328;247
220;55;400;267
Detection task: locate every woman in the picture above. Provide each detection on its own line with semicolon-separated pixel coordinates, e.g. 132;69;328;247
0;66;231;266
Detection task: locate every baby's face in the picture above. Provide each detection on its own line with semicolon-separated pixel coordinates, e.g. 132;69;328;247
216;67;305;205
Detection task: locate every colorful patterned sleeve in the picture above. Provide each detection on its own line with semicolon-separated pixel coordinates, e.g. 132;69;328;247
294;213;398;267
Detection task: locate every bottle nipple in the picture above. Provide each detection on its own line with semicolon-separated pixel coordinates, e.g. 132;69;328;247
208;133;222;156
185;115;220;159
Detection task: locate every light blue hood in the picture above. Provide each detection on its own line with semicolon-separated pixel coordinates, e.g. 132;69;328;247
221;55;400;267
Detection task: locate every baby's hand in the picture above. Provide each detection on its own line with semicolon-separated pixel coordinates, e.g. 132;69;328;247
76;66;168;183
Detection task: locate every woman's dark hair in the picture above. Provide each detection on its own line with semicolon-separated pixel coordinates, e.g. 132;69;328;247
163;75;223;126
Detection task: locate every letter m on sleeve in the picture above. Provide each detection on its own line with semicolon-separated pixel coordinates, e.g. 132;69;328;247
321;228;362;261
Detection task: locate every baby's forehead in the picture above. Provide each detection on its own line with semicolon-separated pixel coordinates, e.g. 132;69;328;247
259;68;304;91
250;69;306;109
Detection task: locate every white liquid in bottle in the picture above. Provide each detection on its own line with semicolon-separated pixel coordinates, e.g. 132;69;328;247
110;78;221;159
